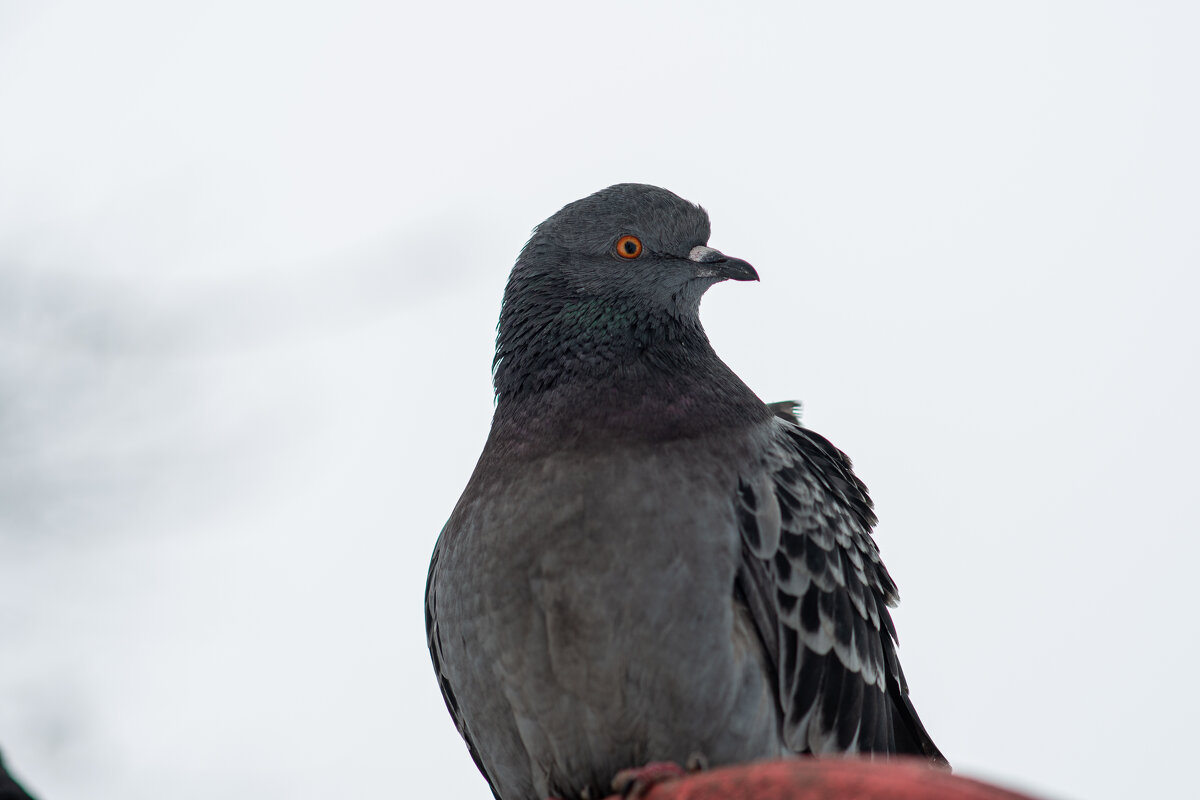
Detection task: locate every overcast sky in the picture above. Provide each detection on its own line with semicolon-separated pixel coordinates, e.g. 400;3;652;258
1;2;1197;798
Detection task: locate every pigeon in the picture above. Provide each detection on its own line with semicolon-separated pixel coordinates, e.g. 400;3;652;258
425;184;946;800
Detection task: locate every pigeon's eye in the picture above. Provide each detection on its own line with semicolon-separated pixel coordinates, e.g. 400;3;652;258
615;235;643;259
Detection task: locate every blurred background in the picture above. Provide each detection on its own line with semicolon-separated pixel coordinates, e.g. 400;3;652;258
1;2;1197;798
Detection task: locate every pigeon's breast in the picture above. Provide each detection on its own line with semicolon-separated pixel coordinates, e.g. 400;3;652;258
433;430;783;798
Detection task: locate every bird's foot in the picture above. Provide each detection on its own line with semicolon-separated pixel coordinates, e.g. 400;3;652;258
611;762;685;799
611;754;706;799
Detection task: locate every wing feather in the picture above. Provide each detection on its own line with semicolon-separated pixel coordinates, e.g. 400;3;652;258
734;410;948;767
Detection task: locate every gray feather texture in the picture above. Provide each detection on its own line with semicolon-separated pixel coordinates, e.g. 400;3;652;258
425;184;946;800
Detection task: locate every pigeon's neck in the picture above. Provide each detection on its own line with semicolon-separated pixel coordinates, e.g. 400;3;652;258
491;294;769;445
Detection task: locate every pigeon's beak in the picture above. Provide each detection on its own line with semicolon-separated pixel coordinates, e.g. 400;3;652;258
688;245;759;282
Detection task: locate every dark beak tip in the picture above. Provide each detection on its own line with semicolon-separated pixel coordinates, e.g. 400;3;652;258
690;247;758;282
728;259;759;282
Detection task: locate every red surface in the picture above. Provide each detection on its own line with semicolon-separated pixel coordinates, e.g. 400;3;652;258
599;758;1039;800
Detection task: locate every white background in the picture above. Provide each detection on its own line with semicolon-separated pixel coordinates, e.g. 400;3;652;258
1;2;1197;798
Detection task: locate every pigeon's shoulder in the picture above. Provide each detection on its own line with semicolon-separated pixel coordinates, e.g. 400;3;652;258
733;410;947;765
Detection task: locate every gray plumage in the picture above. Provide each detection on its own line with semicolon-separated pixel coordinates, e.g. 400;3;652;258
425;184;946;800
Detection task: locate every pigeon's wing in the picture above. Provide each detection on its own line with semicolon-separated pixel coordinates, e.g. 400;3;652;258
425;539;503;800
735;406;948;766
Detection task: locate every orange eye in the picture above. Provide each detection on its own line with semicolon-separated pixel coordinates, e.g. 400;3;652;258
616;235;643;259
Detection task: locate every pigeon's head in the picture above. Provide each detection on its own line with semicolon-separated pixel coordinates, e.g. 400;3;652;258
519;183;758;316
494;184;757;397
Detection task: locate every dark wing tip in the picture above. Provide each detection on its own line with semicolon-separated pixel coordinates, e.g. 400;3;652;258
887;664;951;768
